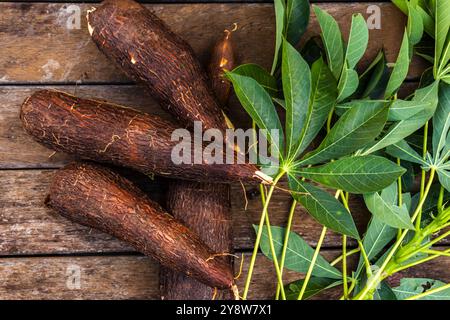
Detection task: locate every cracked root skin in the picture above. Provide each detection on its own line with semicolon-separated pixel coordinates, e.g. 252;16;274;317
19;90;260;184
87;0;228;132
161;181;233;300
45;162;235;289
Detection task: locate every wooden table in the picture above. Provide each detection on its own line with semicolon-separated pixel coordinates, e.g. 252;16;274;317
0;0;448;300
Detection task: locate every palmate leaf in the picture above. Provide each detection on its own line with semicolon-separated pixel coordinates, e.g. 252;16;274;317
256;225;342;279
293;58;337;158
393;278;450;300
294;155;406;194
299;101;388;165
364;182;414;230
313;6;344;79
285;277;342;300
282;40;311;160
364;81;439;154
285;0;310;46
226;72;284;159
289;175;360;239
432;82;450;162
345;13;369;69
272;0;285;74
232;64;278;97
385;31;410;98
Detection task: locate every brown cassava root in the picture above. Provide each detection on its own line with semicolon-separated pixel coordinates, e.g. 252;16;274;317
45;162;235;289
20;90;265;184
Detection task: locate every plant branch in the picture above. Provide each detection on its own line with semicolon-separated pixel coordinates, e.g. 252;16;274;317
242;171;285;299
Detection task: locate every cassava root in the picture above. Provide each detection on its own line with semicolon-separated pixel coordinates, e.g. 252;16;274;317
45;162;235;289
20;90;266;184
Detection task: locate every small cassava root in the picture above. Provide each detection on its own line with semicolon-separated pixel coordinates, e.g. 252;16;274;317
45;161;235;289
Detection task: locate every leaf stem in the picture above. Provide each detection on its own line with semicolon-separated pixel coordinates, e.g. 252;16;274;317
297;226;328;300
342;235;348;299
405;282;450;300
242;171;285;300
355;168;436;300
330;247;361;266
416;121;429;230
275;199;297;299
357;240;372;278
297;189;341;300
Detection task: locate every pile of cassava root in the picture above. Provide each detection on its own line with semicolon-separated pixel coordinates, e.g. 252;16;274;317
20;0;270;300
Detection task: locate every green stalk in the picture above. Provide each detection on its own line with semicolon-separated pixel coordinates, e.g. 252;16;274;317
357;240;372;278
438;186;445;215
297;190;341;300
264;210;287;299
275;199;297;300
405;282;450;300
342;235;348;299
297;226;328;300
386;253;442;275
330;248;361;266
416;122;429;230
355;168;436;300
242;171;285;300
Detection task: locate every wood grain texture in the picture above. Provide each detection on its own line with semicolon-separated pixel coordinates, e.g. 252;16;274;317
0;3;426;84
0;250;448;300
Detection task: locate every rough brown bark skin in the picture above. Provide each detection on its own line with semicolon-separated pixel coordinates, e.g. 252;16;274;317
45;162;234;289
208;29;236;108
160;29;237;300
20;90;261;184
160;182;233;300
87;0;227;132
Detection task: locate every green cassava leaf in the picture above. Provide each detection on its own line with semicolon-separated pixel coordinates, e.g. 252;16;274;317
437;169;450;191
407;3;424;47
432;82;450;162
393;278;450;300
285;277;342;300
434;0;450;73
313;5;344;79
282;40;311;159
355;216;396;278
289;175;360;239
299;101;388;165
256;225;342;279
417;6;435;37
385;31;410;98
374;281;398;300
337;66;359;102
388;99;430;121
345;13;369;69
232;64;278;97
357;50;388;99
355;182;398;279
386;140;428;165
364;184;414;229
285;0;310;45
294;155;406;193
226;72;284;158
294;58;337;157
272;0;285;74
364;81;439;154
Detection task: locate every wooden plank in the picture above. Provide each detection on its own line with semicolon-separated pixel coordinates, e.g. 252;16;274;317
0;3;425;83
0;250;448;300
0;169;371;254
